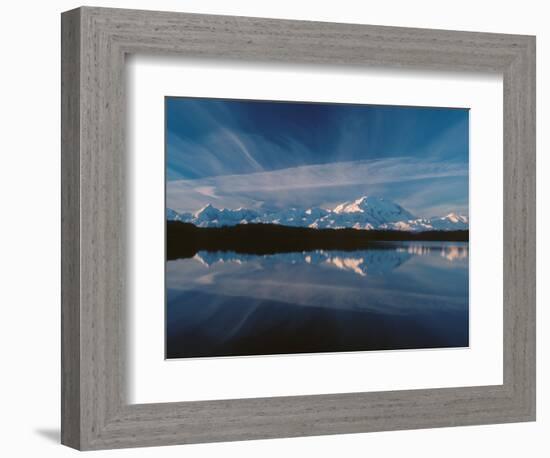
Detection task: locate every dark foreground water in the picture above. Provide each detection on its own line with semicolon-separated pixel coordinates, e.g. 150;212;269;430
166;242;469;359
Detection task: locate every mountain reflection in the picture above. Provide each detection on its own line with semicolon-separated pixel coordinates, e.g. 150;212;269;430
396;243;468;261
440;245;469;261
192;242;468;277
193;248;411;276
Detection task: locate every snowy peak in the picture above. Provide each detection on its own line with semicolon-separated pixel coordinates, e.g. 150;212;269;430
167;208;193;222
166;208;181;221
194;204;218;219
333;196;370;213
443;213;468;224
427;213;469;231
331;196;415;226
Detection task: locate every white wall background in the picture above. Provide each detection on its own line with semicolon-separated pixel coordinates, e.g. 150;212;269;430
0;1;546;456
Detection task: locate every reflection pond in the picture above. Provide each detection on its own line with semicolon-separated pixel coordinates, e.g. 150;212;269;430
166;242;469;358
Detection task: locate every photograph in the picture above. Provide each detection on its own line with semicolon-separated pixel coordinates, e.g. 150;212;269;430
165;97;470;359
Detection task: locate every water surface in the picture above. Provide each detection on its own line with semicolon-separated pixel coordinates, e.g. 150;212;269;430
166;242;469;358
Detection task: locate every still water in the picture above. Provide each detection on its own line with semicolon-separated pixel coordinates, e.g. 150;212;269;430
166;242;469;358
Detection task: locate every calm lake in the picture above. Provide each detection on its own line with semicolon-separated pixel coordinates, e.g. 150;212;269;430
166;241;469;359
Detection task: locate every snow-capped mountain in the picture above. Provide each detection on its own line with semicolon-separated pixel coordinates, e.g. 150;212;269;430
166;208;180;221
166;208;191;221
167;196;468;232
423;213;469;231
333;196;414;221
192;204;261;227
319;196;415;230
380;213;469;232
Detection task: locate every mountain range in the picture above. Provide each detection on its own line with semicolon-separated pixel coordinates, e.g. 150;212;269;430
167;195;468;232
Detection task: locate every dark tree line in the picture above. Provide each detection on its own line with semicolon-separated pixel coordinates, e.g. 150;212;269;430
166;221;469;260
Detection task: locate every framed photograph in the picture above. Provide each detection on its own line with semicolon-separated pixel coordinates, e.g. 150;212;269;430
61;6;536;450
164;98;471;359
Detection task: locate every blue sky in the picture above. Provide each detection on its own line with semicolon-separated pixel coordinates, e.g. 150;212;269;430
166;97;469;218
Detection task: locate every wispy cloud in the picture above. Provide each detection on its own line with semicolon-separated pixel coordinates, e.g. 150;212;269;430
167;157;468;217
220;128;264;172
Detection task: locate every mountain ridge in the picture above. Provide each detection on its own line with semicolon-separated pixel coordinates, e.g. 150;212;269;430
167;195;468;232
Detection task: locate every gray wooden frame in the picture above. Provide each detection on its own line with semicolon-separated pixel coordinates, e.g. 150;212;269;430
61;6;536;451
